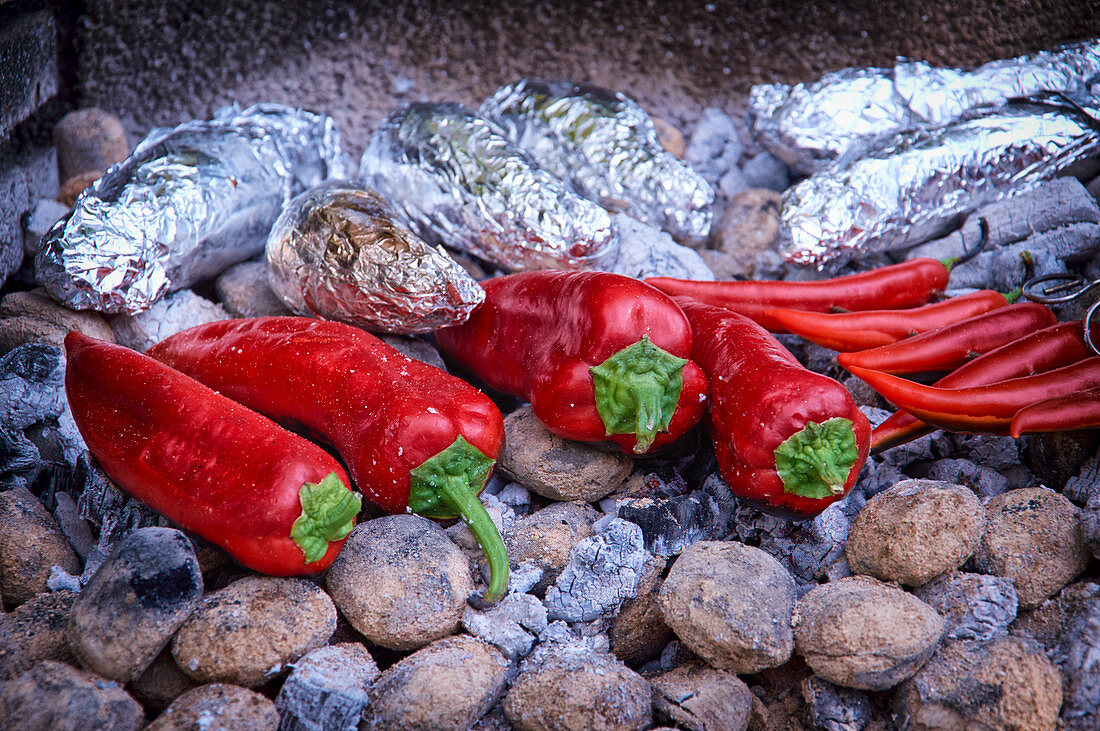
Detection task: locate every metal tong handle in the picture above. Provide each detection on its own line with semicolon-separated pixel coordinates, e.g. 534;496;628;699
1022;272;1100;355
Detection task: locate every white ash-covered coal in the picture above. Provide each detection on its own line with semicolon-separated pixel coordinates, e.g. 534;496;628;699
6;40;1100;731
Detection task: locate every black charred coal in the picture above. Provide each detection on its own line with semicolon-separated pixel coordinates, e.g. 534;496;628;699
1023;431;1100;494
801;676;874;731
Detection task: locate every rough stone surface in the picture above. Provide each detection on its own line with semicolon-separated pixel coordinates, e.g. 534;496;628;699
171;576;336;688
212;259;291;318
463;591;548;660
499;405;633;502
913;571;1018;643
895;636;1063;731
53;108;130;183
128;647;201;716
651;661;753;731
740;152;789;192
68;527;203;683
973;487;1089;609
658;540;796;674
683;107;742;187
325;515;471;650
145;683;279;731
604;213;715;280
501;501;600;596
0;589;77;680
609;554;673;667
20;198;68;258
0;287;115;353
0;486;81;606
651;116;687;158
706;188;781;279
1;141;57;287
846;479;985;586
274;643;379;731
1051;594;1100;729
504;644;652;731
108;289;230;351
0;10;57;137
793;575;945;691
363;635;510;731
544;517;649;622
0;660;144;731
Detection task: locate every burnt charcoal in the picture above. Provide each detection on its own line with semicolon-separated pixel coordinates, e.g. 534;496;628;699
463;592;548;661
606;213;713;280
741;151;790;192
857;458;907;499
683;107;742;188
876;432;936;468
1082;493;1100;561
914;572;1018;642
543;517;649;622
927;458;1008;498
1023;430;1100;493
1062;453;1100;506
0;424;41;490
801;676;874;731
1052;597;1100;729
52;491;94;560
0;343;65;430
617;490;722;557
275;643;380;731
949;433;1021;471
859;406;892;431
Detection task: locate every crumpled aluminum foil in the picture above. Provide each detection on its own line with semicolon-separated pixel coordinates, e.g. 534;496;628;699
359;102;618;272
266;180;485;334
35;103;345;315
781;97;1100;269
479;78;714;244
751;38;1100;174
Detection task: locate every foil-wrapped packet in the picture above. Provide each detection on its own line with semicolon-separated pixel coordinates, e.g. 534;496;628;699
266;180;484;334
359;102;618;271
751;39;1100;174
479;78;714;243
36;104;345;315
781;97;1100;268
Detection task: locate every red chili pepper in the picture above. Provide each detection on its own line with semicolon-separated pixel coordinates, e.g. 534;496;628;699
1010;388;1100;438
435;271;709;455
675;298;870;519
869;321;1092;451
837;302;1057;374
147;317;508;603
765;289;1016;352
847;357;1100;435
64;331;361;576
646;257;951;332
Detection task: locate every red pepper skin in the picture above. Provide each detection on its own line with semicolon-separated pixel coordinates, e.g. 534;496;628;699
765;290;1013;352
65;331;358;576
647;258;950;332
869;321;1092;451
147;317;502;514
676;298;871;519
848;357;1100;434
1010;388;1100;438
837;303;1058;374
435;271;709;455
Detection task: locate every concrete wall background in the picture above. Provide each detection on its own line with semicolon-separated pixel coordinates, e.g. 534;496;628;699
74;0;1100;162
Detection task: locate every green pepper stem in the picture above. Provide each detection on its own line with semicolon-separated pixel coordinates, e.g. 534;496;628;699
1004;288;1022;304
773;418;860;500
408;437;509;605
589;336;688;454
290;473;362;564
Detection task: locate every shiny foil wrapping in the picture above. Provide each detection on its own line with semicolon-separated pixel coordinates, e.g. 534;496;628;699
479;78;714;243
780;99;1100;268
35;104;345;315
266;181;484;334
359;102;618;271
751;39;1100;174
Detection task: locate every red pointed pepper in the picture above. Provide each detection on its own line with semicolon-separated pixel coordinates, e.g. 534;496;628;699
869;321;1092;452
1010;388;1100;438
765;289;1016;352
676;298;870;519
837;302;1058;374
65;331;362;576
435;271;709;455
848;357;1100;434
647;257;951;332
147;317;508;603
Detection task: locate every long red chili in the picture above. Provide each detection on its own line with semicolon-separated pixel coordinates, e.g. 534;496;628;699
1010;388;1100;438
646;257;951;332
147;317;509;603
837;302;1057;374
675;298;870;519
869;321;1092;451
848;357;1100;434
435;271;709;455
65;331;361;576
765;289;1015;352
